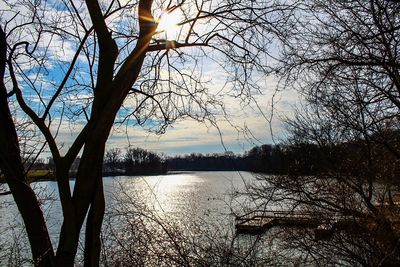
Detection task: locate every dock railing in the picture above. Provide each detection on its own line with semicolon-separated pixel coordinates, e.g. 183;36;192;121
235;209;320;224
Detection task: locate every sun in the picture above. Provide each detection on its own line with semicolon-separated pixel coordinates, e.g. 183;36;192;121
156;11;181;40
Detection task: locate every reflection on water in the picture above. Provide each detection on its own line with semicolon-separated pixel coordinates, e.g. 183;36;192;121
100;171;263;266
105;171;254;224
0;171;256;265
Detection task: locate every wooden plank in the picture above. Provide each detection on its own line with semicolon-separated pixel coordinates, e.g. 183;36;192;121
235;209;348;234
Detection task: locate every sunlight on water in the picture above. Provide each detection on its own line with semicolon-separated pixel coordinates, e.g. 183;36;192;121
143;173;205;213
0;171;256;265
105;171;253;224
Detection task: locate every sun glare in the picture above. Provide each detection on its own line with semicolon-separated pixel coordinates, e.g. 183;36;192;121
156;11;181;40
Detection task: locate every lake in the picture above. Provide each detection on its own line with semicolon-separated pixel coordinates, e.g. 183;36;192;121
0;171;269;265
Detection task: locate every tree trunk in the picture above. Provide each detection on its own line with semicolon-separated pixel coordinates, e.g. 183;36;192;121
56;128;108;266
53;167;77;266
0;25;55;267
0;161;56;267
55;1;156;263
84;178;105;267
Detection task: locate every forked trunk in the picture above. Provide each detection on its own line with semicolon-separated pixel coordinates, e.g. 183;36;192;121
56;131;107;266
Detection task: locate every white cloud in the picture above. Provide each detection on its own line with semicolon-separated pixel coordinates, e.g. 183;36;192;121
3;0;301;158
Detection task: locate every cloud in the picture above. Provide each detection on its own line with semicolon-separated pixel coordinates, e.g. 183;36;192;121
107;62;299;155
2;0;300;158
106;86;297;156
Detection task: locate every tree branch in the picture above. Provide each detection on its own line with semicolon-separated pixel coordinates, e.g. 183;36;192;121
147;40;208;51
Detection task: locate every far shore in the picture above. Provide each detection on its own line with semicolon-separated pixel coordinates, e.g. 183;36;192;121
0;169;249;184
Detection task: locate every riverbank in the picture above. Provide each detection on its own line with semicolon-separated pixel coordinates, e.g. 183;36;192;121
0;169;54;183
0;169;172;183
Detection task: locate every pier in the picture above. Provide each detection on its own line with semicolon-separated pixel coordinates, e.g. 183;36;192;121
235;210;359;236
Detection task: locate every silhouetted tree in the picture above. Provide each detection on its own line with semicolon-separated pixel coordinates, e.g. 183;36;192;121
0;26;54;265
2;1;283;264
167;151;240;171
247;0;400;264
103;148;122;174
124;147;166;175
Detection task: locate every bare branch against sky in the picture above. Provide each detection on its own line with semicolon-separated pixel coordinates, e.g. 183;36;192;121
0;1;291;265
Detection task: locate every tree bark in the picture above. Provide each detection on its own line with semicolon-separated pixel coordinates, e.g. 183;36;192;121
56;127;108;266
84;177;105;267
0;26;55;267
56;1;157;265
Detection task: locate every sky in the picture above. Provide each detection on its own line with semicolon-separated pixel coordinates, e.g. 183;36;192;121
2;0;300;157
104;81;298;156
51;77;299;156
46;65;299;157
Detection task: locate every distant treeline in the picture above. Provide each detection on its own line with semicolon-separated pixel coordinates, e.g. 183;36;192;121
103;147;167;175
167;145;282;173
101;144;288;175
16;130;400;187
165;143;310;174
101;144;313;175
30;144;313;177
36;142;353;176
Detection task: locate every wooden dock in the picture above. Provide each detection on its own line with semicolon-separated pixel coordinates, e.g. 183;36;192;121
235;210;354;236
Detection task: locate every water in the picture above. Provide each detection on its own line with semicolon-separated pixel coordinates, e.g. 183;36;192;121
0;171;259;265
104;171;254;221
2;172;358;265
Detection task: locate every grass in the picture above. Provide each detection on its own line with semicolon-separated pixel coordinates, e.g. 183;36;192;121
0;169;54;183
27;169;52;178
27;169;54;182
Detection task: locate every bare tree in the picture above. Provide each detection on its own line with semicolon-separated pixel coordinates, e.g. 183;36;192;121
0;25;55;265
247;0;400;265
1;0;284;265
104;148;121;173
